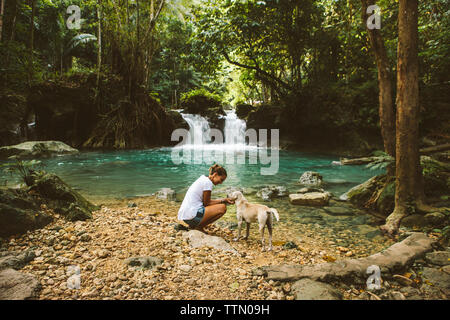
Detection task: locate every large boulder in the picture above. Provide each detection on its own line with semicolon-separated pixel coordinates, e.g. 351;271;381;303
0;141;78;160
0;188;53;237
0;268;41;300
182;230;239;255
289;192;331;207
28;171;98;221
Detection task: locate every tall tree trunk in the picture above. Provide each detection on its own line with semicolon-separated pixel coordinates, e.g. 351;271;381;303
0;0;5;42
361;0;396;158
96;0;102;102
27;0;36;88
381;0;420;236
10;0;19;41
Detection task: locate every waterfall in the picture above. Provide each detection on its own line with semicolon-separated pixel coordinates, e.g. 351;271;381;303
180;113;211;145
224;110;247;146
179;110;248;148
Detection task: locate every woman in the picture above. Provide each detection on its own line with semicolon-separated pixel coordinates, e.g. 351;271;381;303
178;164;234;233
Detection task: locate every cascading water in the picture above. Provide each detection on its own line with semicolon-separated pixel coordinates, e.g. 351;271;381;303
179;113;212;146
223;110;247;146
179;110;249;149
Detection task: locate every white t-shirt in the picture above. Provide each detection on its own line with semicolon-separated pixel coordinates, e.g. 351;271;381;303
178;175;214;220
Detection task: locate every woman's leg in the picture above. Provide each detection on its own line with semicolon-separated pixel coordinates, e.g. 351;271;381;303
196;203;227;231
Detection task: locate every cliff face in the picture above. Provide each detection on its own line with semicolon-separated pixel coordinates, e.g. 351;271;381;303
27;73;185;150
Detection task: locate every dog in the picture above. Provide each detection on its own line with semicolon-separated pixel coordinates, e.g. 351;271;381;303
227;191;280;251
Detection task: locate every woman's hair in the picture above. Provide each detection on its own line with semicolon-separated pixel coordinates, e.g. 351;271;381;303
209;164;227;177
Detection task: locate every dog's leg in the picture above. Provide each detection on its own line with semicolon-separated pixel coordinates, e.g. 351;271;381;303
259;224;265;252
234;219;242;242
267;218;273;251
243;222;250;240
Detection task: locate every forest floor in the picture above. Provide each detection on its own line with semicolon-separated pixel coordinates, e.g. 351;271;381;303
2;196;448;300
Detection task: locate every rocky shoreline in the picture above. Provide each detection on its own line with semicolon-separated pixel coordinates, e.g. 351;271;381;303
1;196;448;300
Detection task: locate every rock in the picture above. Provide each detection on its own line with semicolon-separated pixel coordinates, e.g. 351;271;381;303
322;206;353;216
425;251;450;266
256;185;288;201
291;278;342;300
0;249;35;270
27;171;98;221
424;212;447;228
155;188;176;201
182;230;239;255
0;141;79;160
0;268;41;300
283;241;298;250
179;265;192;273
342;175;380;206
297;187;325;194
421;267;450;292
289;192;330;206
298;171;323;187
390;291;406;300
173;223;189;232
125;256;163;270
0;188;53;237
127;203;137;208
400;214;427;228
80;234;92;242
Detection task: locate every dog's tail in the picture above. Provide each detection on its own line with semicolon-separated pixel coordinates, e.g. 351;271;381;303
268;208;280;222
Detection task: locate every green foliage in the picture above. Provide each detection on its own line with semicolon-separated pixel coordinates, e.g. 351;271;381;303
180;88;222;105
1;160;43;185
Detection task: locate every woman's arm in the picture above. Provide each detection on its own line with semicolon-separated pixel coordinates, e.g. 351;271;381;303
202;190;231;206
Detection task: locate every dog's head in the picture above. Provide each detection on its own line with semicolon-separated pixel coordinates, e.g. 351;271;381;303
227;190;244;202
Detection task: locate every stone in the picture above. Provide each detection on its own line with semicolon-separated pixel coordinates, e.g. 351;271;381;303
289;192;330;206
291;278;342;300
322;206;353;216
0;141;79;160
155;188;176;201
298;171;323;187
0;268;41;300
126;256;163;270
0;188;53;237
400;214;427;228
390;291;406;300
182;230;239;255
0;249;35;270
421;267;450;292
283;241;298;250
179;265;192;273
256;185;288;201
425;251;450;266
424;212;447;227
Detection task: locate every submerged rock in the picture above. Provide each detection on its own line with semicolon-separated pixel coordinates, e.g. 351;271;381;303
155;188;176;201
0;140;78;160
289;192;331;207
256;185;288;201
298;171;323;187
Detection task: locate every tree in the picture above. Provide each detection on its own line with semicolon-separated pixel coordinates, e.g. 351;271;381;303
0;0;5;42
361;0;395;158
381;0;421;236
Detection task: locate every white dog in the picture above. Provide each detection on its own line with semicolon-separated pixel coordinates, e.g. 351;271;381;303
227;191;280;251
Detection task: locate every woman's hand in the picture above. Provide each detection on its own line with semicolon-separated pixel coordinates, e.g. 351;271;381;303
223;198;235;205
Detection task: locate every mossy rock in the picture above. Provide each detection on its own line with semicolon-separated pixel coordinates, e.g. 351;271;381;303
0;189;53;237
376;180;395;216
28;171;98;221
